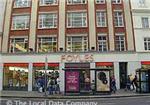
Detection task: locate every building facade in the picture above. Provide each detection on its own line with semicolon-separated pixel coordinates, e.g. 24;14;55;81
0;0;150;94
0;0;6;52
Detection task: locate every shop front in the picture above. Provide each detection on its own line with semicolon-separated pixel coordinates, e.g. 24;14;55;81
3;63;28;91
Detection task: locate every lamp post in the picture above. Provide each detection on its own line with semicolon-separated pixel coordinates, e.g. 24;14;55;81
44;56;48;97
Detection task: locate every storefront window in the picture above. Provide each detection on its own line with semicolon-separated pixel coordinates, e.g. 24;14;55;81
32;63;59;91
3;64;28;91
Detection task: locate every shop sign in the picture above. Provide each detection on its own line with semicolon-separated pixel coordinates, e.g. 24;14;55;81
66;71;79;92
61;54;94;63
96;71;110;92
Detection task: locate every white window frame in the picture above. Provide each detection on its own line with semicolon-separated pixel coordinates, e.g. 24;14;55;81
144;37;150;51
96;0;105;4
138;0;146;7
112;0;121;4
67;12;87;28
9;37;28;53
67;0;87;4
37;36;57;52
114;10;124;27
11;15;30;30
14;0;31;8
66;36;88;52
38;13;57;29
97;34;108;52
141;17;149;28
115;33;126;51
39;0;58;6
96;10;107;27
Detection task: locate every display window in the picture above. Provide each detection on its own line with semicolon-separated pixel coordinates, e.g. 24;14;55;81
141;61;150;69
32;63;59;91
3;63;28;91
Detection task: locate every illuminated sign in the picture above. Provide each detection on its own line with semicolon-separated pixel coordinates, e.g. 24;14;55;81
61;54;94;63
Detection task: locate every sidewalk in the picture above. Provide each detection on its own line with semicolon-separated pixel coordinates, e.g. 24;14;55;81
1;89;150;99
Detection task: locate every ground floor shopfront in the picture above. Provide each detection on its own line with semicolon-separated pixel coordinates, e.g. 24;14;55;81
0;52;150;94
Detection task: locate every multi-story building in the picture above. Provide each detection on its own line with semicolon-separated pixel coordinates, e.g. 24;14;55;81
0;0;6;52
0;0;149;94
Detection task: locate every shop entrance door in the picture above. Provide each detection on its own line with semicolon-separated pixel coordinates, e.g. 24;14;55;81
79;70;91;93
119;62;128;89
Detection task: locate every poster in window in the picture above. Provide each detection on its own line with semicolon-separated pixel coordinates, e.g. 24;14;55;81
96;71;110;92
66;71;79;92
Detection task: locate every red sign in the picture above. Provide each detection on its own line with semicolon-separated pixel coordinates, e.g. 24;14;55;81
66;71;79;92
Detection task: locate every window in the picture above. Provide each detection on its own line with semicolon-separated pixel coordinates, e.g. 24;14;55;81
67;36;88;52
11;15;30;30
38;13;57;29
115;34;126;51
39;0;58;6
112;0;121;4
14;0;31;8
114;11;124;27
96;11;107;27
67;0;86;4
96;0;105;4
97;35;108;52
9;38;28;53
37;37;57;52
138;0;146;7
67;12;87;28
142;17;149;28
144;37;150;51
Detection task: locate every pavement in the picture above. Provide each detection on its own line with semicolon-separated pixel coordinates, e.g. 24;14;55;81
0;89;150;99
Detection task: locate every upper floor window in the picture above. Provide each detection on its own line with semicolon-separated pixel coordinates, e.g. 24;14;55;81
115;33;126;51
37;37;57;52
67;36;88;52
114;11;124;27
138;0;146;7
142;17;149;28
96;0;105;4
67;12;87;28
11;15;30;30
39;0;58;6
14;0;31;8
38;13;57;29
9;37;28;53
144;37;150;51
112;0;121;4
97;35;108;52
96;11;107;27
67;0;87;4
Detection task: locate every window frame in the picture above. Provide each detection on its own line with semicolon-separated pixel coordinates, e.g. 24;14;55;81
37;36;57;52
67;0;87;5
144;37;150;51
141;17;149;28
14;0;31;8
67;11;87;28
66;35;88;52
38;12;58;29
97;34;108;52
11;15;30;30
115;33;126;51
39;0;58;6
96;10;107;27
114;10;124;27
9;37;28;53
96;0;105;4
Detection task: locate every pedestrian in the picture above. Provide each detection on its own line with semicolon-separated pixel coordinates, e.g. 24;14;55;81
47;78;52;95
111;75;117;93
132;75;138;90
125;75;131;91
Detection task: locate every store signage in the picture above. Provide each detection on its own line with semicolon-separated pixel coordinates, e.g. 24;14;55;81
66;71;79;92
61;54;94;63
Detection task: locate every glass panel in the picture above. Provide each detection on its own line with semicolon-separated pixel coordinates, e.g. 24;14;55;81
3;65;28;91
